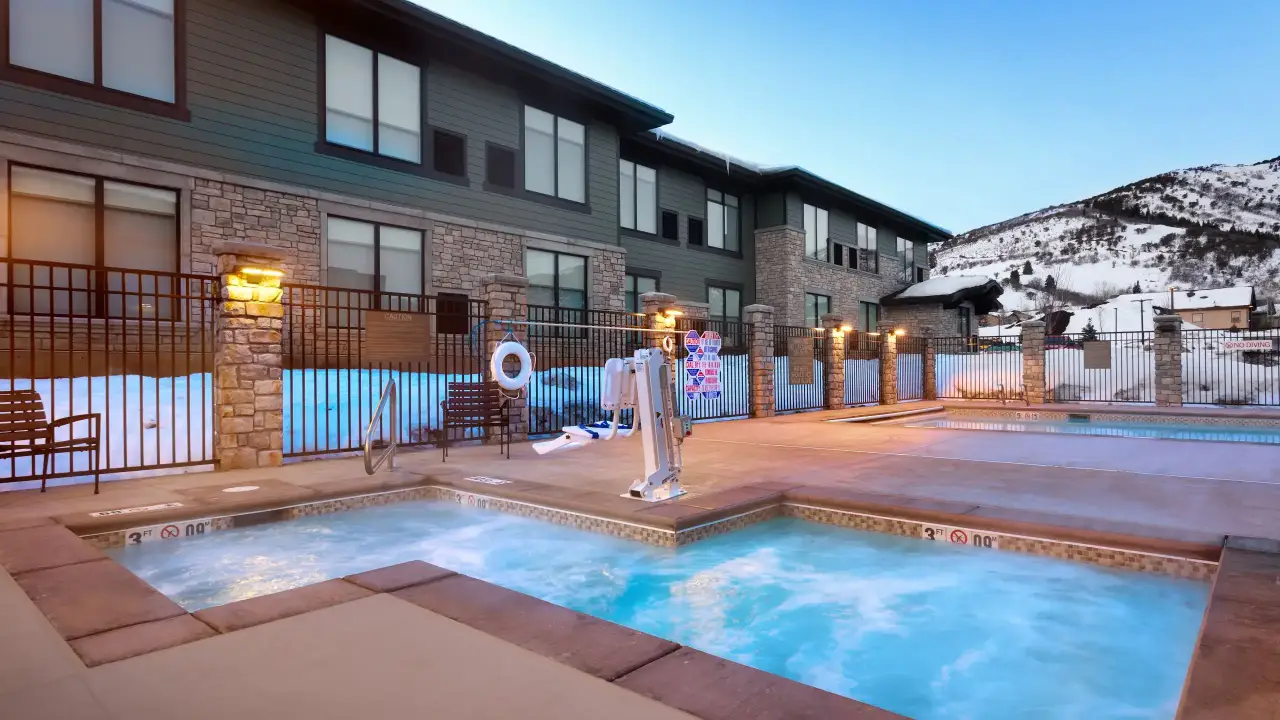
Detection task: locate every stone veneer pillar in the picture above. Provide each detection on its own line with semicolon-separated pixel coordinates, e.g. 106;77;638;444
214;242;287;469
482;274;530;440
745;304;776;418
1021;320;1047;404
822;314;846;411
878;321;898;406
641;292;679;354
923;340;938;401
1152;314;1184;407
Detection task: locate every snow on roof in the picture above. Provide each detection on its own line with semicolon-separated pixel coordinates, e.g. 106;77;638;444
895;275;993;299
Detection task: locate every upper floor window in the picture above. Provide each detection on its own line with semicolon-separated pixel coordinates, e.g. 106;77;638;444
619;160;656;233
324;35;421;163
706;190;739;252
803;204;828;261
856;222;879;273
524;107;585;203
5;0;180;112
805;293;830;329
625;273;658;313
898;237;915;282
708;285;741;322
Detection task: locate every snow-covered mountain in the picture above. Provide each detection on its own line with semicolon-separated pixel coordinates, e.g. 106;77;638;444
935;155;1280;313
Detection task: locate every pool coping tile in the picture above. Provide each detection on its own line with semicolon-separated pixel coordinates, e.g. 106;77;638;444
193;578;375;634
16;558;187;640
0;524;107;576
392;574;680;681
344;561;456;593
615;646;905;719
68;614;218;667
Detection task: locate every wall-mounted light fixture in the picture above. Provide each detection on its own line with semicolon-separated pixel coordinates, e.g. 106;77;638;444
893;328;906;336
839;324;853;333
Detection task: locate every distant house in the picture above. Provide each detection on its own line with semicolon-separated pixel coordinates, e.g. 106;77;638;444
1153;287;1257;330
880;276;1003;336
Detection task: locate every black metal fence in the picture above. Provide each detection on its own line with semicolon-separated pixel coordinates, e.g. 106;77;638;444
843;331;881;405
896;335;926;401
281;284;488;456
1182;329;1280;406
675;317;751;421
774;325;826;412
1044;331;1153;403
1;260;217;488
524;305;647;435
933;335;1024;400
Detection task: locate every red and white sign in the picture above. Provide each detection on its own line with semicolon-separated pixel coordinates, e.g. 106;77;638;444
1222;339;1275;351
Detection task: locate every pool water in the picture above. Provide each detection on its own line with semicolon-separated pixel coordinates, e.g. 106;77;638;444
906;416;1280;444
109;502;1208;719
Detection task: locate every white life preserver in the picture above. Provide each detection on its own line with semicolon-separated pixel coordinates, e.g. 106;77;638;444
491;340;533;390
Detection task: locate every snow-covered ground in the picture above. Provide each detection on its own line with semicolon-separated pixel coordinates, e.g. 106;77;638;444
936;351;1024;400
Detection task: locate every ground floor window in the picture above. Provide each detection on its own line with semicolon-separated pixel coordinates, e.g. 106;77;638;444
326;216;424;319
8;164;178;318
957;305;972;336
860;301;880;332
707;285;741;322
805;292;830;329
625;272;658;313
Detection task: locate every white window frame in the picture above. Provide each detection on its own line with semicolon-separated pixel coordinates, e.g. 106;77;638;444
706;189;739;251
323;34;422;164
803;204;829;261
619;160;657;233
524;106;586;203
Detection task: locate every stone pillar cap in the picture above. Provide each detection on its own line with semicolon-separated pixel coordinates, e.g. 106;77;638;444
1021;319;1046;327
820;313;845;325
1153;314;1183;324
743;304;775;314
640;291;677;303
213;241;290;262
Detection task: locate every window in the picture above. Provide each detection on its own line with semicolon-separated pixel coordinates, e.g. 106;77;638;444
803;204;829;261
898;237;915;282
1192;312;1204;323
619;160;657;233
526;249;586;310
432;130;466;177
706;190;739;251
805;292;831;329
860;302;880;332
8;165;177;318
1231;311;1243;323
326;217;423;314
708;285;741;322
625;273;659;313
856;223;879;273
323;35;421;163
524;106;585;202
688;217;704;246
486;144;516;189
661;211;679;241
5;0;180;112
957;306;972;336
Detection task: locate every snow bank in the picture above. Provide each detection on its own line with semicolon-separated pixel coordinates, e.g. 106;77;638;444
936;351;1024;400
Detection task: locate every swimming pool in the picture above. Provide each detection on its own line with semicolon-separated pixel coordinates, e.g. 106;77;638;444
905;416;1280;444
108;501;1208;719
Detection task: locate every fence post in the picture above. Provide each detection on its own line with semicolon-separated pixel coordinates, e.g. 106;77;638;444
923;340;938;401
1021;320;1046;404
482;273;530;440
1153;314;1184;407
877;321;898;406
822;315;846;410
745;304;775;418
213;242;287;470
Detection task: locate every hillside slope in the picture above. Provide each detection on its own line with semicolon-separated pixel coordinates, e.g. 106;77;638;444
935;156;1280;312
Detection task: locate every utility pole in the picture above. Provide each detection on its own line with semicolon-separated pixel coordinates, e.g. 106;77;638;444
1131;298;1152;332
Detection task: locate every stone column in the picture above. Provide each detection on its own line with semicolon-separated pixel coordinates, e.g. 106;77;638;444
878;321;898;406
822;315;846;410
1153;314;1184;407
641;291;679;354
482;274;529;440
1021;320;1046;404
745;304;776;418
923;340;938;401
214;242;287;469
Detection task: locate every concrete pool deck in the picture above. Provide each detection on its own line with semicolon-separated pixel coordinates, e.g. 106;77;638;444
1;409;1278;717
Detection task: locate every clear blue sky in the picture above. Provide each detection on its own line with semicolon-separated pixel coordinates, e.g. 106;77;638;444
413;0;1280;233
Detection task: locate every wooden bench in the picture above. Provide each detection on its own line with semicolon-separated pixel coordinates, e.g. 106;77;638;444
440;381;511;461
0;389;102;494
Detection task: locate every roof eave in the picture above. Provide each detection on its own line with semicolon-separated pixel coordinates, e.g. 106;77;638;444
766;169;952;240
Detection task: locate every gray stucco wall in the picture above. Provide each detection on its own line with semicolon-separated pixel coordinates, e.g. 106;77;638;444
0;0;620;245
620;163;755;307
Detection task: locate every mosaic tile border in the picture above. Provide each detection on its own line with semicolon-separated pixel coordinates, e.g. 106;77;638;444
784;503;1217;580
949;406;1280;429
429;487;679;546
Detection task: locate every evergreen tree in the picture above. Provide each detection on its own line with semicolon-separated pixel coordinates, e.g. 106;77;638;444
1022;260;1034;274
1132;281;1141;294
1010;269;1021;287
1082;320;1099;341
1045;274;1057;291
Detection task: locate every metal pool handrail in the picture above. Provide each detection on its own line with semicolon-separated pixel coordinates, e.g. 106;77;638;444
364;380;399;475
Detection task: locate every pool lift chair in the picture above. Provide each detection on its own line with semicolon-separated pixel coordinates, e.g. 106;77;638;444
533;347;691;502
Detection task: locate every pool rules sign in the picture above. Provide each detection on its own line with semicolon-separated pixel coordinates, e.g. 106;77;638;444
683;329;722;400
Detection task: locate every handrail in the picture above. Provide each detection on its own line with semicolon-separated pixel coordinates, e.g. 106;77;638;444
363;380;399;475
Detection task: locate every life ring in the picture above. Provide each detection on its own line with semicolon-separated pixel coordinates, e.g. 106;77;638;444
491;341;533;390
